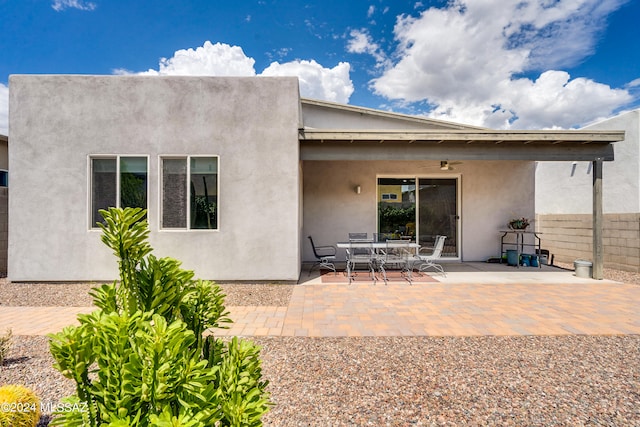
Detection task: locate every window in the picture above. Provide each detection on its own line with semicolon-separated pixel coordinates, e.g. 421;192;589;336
0;170;7;187
90;156;148;227
378;178;416;240
161;156;218;230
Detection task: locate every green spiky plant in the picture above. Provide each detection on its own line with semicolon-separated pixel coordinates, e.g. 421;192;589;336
49;207;271;426
0;384;41;427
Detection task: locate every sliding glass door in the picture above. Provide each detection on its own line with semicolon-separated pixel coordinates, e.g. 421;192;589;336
377;177;458;257
418;178;458;257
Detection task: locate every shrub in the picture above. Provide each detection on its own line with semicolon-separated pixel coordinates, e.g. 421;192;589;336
49;207;271;426
0;329;11;365
0;384;41;427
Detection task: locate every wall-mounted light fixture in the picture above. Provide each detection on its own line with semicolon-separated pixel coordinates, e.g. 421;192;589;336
355;185;361;194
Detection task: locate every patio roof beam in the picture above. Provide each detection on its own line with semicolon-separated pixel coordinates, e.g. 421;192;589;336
300;140;616;162
301;129;624;144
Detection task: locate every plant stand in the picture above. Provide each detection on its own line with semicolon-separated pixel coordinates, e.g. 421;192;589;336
500;230;543;268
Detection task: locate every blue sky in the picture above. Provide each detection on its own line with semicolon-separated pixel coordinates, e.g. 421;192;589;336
1;0;639;134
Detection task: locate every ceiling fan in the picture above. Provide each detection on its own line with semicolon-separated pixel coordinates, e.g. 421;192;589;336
419;160;463;171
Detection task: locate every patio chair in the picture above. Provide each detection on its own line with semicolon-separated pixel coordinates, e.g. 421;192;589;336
413;235;447;277
348;232;373;258
346;240;376;284
308;236;337;276
348;232;369;240
377;240;413;284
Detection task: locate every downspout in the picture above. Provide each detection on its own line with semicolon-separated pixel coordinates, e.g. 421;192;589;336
592;158;603;279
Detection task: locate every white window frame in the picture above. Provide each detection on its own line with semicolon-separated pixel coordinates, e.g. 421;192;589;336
88;155;149;230
159;155;220;231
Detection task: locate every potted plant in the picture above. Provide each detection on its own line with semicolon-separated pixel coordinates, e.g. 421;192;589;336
509;217;530;230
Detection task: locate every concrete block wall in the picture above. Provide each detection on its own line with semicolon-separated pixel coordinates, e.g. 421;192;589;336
535;213;640;272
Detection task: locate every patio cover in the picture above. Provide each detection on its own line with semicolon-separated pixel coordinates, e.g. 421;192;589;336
299;124;625;280
299;128;622;161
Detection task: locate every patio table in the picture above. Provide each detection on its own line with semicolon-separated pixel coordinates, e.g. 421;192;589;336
336;241;420;251
337;241;421;283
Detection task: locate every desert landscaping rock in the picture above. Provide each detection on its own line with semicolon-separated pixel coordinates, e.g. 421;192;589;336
1;335;639;425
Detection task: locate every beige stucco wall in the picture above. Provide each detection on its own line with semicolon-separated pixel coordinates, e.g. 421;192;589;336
0;136;7;276
0;187;6;276
301;99;479;131
9;75;301;281
302;159;535;263
536;110;639;214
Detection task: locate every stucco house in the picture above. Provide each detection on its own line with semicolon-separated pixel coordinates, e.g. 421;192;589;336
536;109;640;272
8;75;623;282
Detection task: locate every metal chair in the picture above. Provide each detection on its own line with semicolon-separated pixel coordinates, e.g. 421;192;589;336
346;240;376;284
413;235;447;277
377;240;413;284
307;236;336;276
348;232;374;263
348;232;369;240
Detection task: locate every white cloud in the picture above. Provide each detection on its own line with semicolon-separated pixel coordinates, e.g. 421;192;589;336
262;60;354;103
139;41;257;76
367;5;375;18
0;83;7;135
51;0;96;11
366;0;632;128
346;29;388;66
428;71;630;129
123;41;354;104
628;78;640;88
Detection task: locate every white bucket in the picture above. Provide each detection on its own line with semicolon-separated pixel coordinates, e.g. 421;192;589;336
574;260;593;278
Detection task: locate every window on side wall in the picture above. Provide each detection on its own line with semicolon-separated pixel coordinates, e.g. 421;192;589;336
161;156;218;230
90;156;148;228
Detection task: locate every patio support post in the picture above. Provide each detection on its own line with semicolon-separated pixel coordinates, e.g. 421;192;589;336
592;158;604;280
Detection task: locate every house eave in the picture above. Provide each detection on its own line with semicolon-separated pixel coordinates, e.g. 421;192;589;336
300;128;624;144
299;129;625;162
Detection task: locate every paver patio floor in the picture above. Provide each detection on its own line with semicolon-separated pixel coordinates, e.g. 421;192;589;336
4;276;638;337
214;281;640;337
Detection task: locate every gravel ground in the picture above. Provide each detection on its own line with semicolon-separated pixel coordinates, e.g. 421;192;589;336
0;280;294;307
553;262;640;286
1;335;639;426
